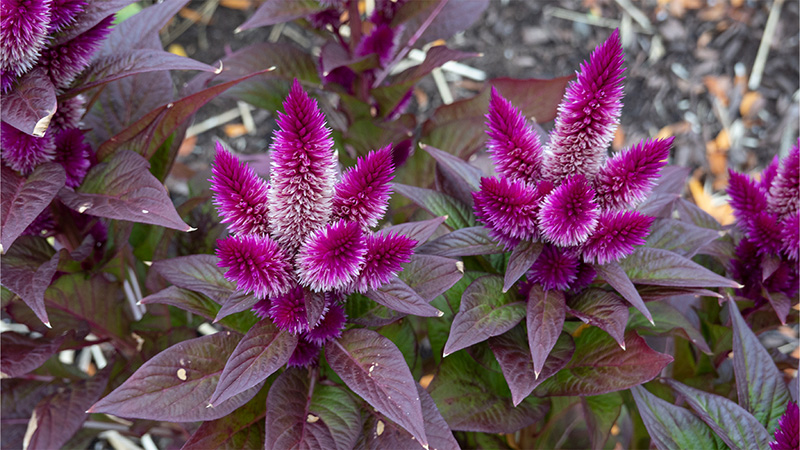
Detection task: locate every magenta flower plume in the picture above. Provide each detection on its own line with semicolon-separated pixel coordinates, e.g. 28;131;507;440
767;142;799;219
770;401;799;450
268;79;336;251
544;29;625;183
216;234;294;299
781;212;799;261
51;95;85;132
41;14;113;88
528;245;580;291
268;286;311;334
473;176;549;248
252;299;271;320
53;128;90;188
582;210;654;265
760;155;781;192
210;143;271;236
356;23;397;67
305;299;346;345
727;170;768;225
485;88;544;184
48;0;86;32
287;336;321;367
296;220;367;292
351;232;416;293
332;146;394;229
594;137;673;210
538;175;599;247
0;0;51;78
1;121;56;174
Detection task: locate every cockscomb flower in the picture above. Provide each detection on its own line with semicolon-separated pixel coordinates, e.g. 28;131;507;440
543;28;625;184
211;80;417;367
770;401;799;450
40;14;112;88
48;0;85;32
472;30;670;292
53;127;90;188
0;0;52;80
1;121;56;173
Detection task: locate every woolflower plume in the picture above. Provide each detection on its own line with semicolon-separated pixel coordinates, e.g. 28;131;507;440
473;30;671;292
210;80;416;366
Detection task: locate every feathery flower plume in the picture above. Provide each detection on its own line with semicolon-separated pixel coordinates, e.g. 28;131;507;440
544;29;625;183
770;401;799;450
767;142;799;219
48;0;85;32
331;146;394;229
268;79;336;251
296;220;367;292
252;299;271;320
210;143;271;236
781;212;799;261
1;121;56;173
41;14;113;88
760;155;780;191
53;127;90;188
728;170;769;224
473;176;547;248
351;232;416;293
582;210;654;265
287;337;321;367
268;286;311;334
50;95;86;132
594;137;673;210
527;245;580;291
0;0;51;79
305;298;346;345
485;87;544;184
216;234;294;299
538;175;599;247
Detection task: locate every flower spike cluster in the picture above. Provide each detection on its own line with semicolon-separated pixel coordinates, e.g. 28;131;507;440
770;401;799;450
474;30;672;291
211;80;416;366
728;142;799;320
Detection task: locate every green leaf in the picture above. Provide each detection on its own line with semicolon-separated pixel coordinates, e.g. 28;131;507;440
618;247;740;288
566;288;628;349
582;393;623;450
183;385;267;450
628;302;712;355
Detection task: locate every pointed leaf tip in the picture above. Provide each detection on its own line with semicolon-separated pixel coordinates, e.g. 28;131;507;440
44;321;52;329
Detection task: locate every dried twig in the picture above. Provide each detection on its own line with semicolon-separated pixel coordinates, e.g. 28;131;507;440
748;0;785;91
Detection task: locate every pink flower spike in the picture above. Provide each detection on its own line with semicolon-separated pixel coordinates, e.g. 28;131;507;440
485;87;544;184
538;175;599;247
594;137;673;210
528;245;580;291
305;298;347;345
296;220;367;292
760;155;780;192
0;0;51;78
268;79;336;251
1;121;56;174
48;0;86;32
473;176;548;249
747;211;783;255
351;232;416;293
781;212;799;261
728;169;769;226
332;145;394;230
582;210;654;265
767;141;799;219
544;29;625;183
286;336;321;367
268;285;311;334
770;401;799;450
53;128;90;188
210;143;271;236
41;15;113;88
252;298;271;320
216;234;294;299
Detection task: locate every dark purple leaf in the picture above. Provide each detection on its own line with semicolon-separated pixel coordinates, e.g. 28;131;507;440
366;277;443;317
417;226;503;257
594;261;653;324
646;219;722;258
763;289;791;325
427;351;550;433
0;332;66;378
140;286;220;320
526;285;566;377
0;68;57;137
503;240;543;293
326;329;427;446
397;254;463;302
675;198;723;231
215;292;259;323
422;144;482;190
628;301;712;354
620;247;741;288
209;320;297;407
52;0;135;45
360;384;458;450
305;290;327;328
1;379;58;448
59;150;192;231
636;165;690;217
0;236;59;326
182;386;267;450
96;68;275;161
729;298;790;433
152;254;234;303
393;183;475;229
567;288;628;349
582;393;623;450
489;327;574;406
266;368;362;450
379;216;446;246
89;333;262;421
26;367;111;450
319;41;377;76
444;275;525;356
413;0;489;44
631;385;724;450
238;0;325;30
534;328;673;396
665;379;770;450
1;163;65;251
103;0;191;51
637;286;723;302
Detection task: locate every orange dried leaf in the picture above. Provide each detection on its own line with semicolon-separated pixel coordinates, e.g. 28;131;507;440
220;0;253;10
612;126;625;151
419;374;434;389
740;91;764;118
178;135;196;157
223;123;247;138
